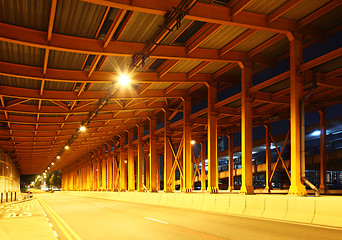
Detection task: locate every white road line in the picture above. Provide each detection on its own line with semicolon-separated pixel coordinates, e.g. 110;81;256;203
96;205;104;208
52;230;59;238
145;217;168;224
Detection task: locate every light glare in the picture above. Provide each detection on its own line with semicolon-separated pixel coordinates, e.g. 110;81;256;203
190;140;196;145
80;126;86;131
65;145;70;150
51;162;54;165
311;130;321;136
57;156;60;159
119;74;130;85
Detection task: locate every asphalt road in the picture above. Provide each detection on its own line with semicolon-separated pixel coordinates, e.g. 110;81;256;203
37;192;342;240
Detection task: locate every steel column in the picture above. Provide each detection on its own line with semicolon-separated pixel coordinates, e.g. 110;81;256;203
150;117;157;192
119;135;127;191
265;124;271;191
288;34;307;196
164;109;174;192
137;124;144;192
240;62;254;194
183;98;192;193
207;83;219;193
128;130;135;191
228;134;234;191
319;108;327;191
102;148;107;190
200;142;206;191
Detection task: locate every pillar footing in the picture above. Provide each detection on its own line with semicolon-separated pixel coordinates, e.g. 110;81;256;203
207;186;219;194
288;184;307;196
182;188;192;193
240;185;254;195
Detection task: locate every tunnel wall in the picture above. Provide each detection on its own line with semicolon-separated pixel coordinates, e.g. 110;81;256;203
0;150;20;203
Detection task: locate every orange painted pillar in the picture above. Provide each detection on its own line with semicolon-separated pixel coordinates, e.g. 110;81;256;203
107;150;112;191
200;142;206;191
112;141;119;191
183;98;192;192
265;124;271;191
97;150;101;191
240;62;254;194
102;148;107;191
119;135;127;191
145;153;150;190
207;82;219;193
164;109;174;192
288;34;307;196
156;154;160;191
137;124;144;192
128;130;135;191
319;109;327;191
149;116;158;192
227;134;234;191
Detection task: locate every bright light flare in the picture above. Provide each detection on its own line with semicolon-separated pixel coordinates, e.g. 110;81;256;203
190;140;196;145
57;156;60;159
80;126;86;132
119;74;130;86
65;145;70;150
311;130;321;136
51;162;54;165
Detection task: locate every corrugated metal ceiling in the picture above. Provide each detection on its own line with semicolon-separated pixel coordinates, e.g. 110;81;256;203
200;25;247;49
245;0;288;15
118;12;164;43
0;41;44;67
0;0;50;31
232;31;276;52
198;62;229;74
281;0;330;21
54;0;107;38
169;60;202;73
48;50;87;70
0;75;40;90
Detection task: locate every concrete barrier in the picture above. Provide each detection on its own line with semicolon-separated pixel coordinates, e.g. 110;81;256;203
312;196;342;228
212;195;230;214
262;196;288;220
227;195;246;215
158;193;168;206
182;194;193;209
285;197;315;224
191;194;204;210
201;194;216;212
164;193;176;208
243;195;265;217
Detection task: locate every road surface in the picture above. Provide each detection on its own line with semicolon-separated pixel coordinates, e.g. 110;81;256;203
37;192;342;240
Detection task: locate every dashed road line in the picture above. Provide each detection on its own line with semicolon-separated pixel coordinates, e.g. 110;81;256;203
145;217;169;224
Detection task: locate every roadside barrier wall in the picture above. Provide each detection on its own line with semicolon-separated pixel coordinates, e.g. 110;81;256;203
64;191;342;229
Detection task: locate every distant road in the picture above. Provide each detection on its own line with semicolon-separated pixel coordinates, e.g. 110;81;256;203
38;192;342;240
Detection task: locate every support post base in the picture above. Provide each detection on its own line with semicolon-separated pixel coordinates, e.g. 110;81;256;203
288;184;307;196
207;186;219;194
240;185;254;195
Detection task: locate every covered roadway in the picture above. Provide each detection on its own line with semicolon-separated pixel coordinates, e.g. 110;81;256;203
1;0;342;238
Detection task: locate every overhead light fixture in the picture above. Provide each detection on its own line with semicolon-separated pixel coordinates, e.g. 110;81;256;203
190;140;196;145
80;126;86;132
48;167;50;169
124;160;127;164
119;74;130;86
65;145;69;150
56;156;60;159
51;162;54;165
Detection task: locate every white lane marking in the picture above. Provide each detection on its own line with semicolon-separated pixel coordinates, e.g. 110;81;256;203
145;217;168;224
52;230;59;238
96;205;104;208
